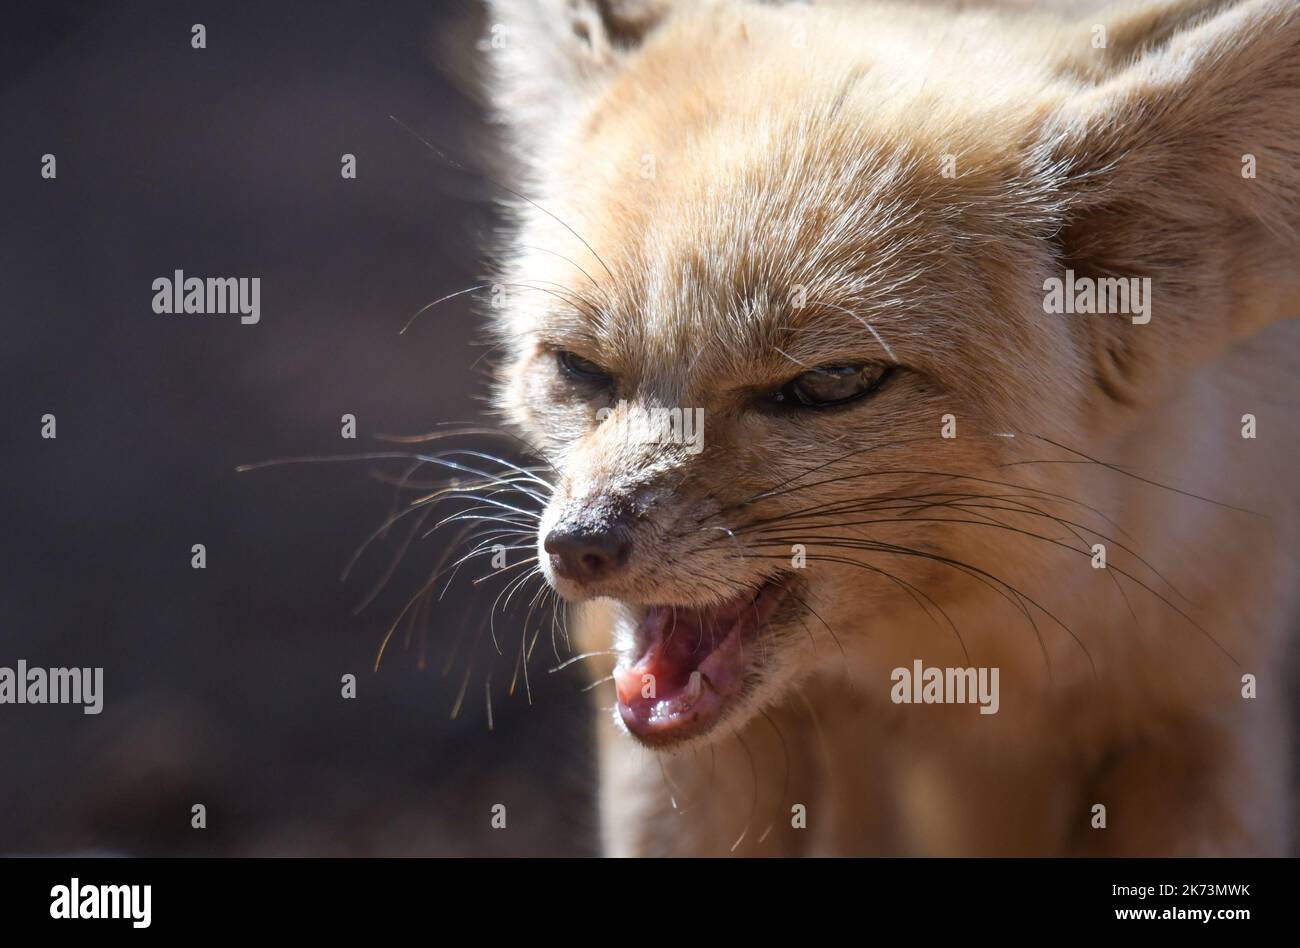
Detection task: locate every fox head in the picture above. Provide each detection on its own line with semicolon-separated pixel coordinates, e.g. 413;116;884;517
480;0;1300;748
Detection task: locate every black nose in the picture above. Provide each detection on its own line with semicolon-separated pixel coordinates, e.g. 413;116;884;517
544;524;631;584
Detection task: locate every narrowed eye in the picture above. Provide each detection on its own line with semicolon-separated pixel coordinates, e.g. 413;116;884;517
772;363;892;408
556;349;612;384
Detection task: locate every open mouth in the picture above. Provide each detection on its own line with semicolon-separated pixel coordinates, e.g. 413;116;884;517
613;576;794;746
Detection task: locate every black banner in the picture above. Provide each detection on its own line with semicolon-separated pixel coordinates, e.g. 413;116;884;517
0;857;1283;935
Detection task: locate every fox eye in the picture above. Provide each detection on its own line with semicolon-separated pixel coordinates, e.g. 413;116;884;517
773;363;891;408
557;350;612;384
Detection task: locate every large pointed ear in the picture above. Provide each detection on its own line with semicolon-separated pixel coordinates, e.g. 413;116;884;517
1042;0;1300;404
482;0;675;164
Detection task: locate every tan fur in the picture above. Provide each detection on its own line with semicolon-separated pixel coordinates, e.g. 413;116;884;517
481;0;1300;855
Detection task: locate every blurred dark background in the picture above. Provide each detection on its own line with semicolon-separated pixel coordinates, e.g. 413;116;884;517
0;0;597;855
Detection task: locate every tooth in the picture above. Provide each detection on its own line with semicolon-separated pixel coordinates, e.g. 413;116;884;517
686;670;702;704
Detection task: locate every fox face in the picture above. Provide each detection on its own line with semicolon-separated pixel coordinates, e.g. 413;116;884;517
482;0;1300;756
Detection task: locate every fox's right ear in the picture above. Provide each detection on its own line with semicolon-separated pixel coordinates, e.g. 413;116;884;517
482;0;674;163
1039;0;1300;403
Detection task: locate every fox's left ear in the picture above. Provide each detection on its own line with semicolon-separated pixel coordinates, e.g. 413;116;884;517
482;0;675;162
1043;0;1300;402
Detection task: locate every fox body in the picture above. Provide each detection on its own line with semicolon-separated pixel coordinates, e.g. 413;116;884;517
481;0;1300;855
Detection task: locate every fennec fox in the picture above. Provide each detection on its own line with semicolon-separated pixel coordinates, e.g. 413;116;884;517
480;0;1300;855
